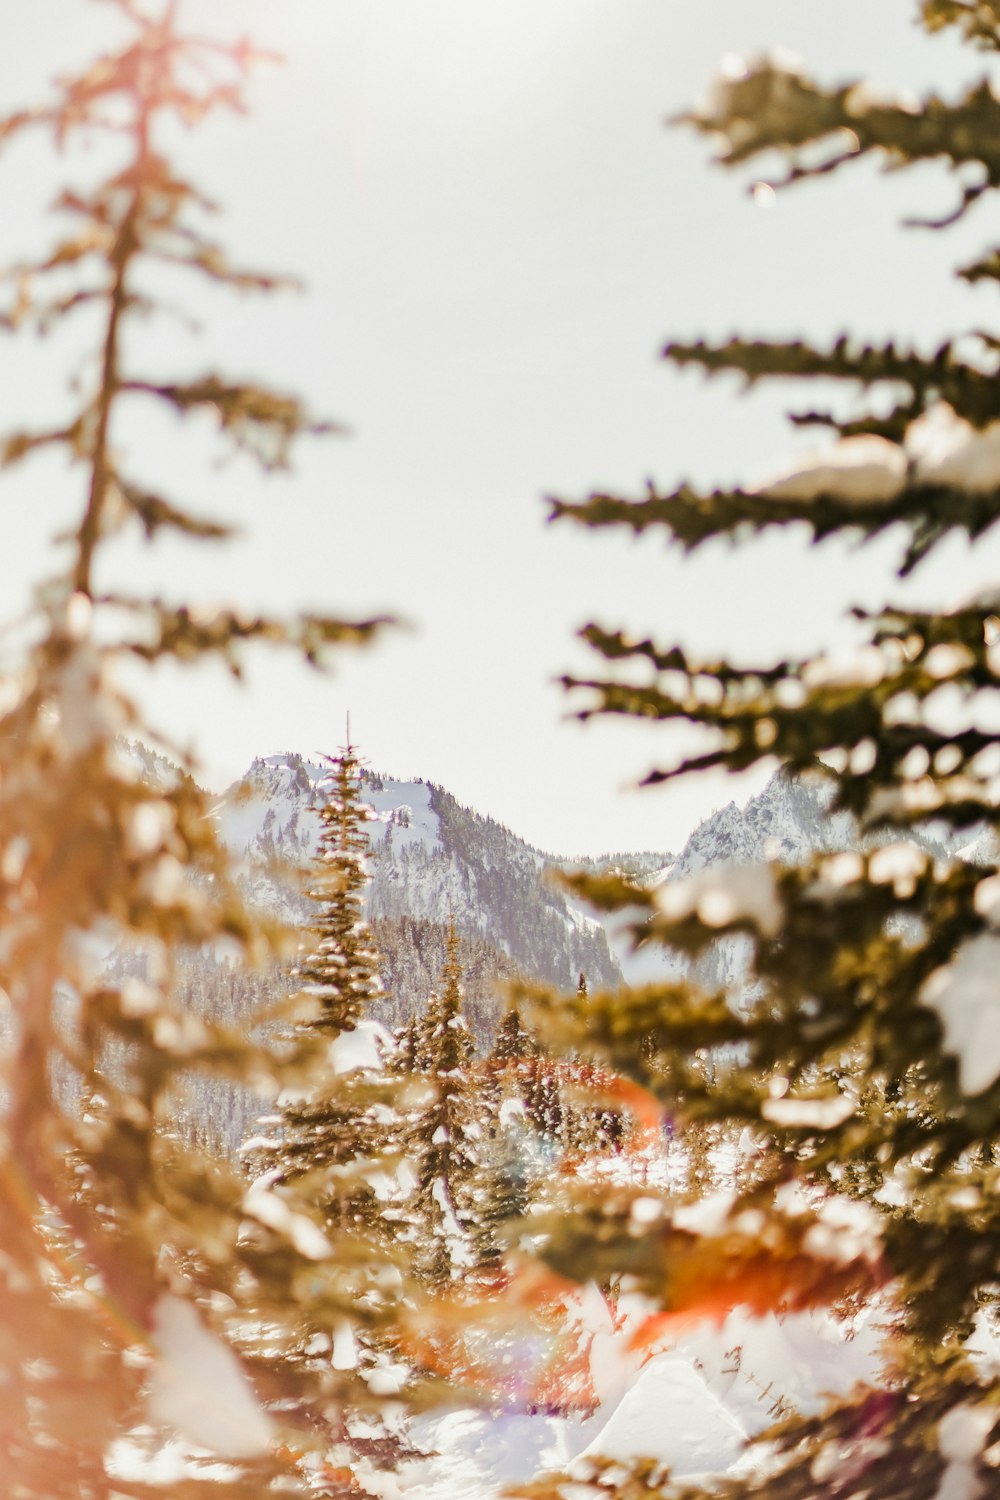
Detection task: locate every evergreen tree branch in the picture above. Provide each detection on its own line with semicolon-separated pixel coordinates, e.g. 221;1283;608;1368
550;473;1000;577
120;377;342;469
922;0;1000;51
679;64;1000;212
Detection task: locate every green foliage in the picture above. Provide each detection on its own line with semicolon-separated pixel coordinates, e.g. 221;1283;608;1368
548;61;1000;580
519;8;1000;1498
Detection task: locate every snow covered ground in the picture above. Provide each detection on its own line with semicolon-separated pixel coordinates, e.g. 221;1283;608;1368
109;1297;887;1497
379;1301;886;1499
111;1116;888;1497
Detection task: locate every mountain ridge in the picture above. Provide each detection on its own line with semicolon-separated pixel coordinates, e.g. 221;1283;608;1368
215;752;623;1004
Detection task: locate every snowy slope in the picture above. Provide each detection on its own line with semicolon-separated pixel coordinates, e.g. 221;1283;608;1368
214;757;442;892
213;753;621;999
574;1356;746;1474
212;757;870;995
389;1302;887;1499
110;1300;888;1499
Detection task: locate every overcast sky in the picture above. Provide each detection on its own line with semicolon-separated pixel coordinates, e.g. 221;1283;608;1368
2;1;997;854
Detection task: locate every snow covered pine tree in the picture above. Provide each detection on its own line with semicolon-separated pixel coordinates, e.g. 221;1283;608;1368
391;933;585;1411
395;920;484;1292
0;4;397;1495
513;6;1000;1498
267;747;391;1209
254;746;423;1492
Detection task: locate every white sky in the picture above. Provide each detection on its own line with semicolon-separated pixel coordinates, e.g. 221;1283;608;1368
1;1;997;855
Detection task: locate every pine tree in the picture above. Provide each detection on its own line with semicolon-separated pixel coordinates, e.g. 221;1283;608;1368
0;4;394;1494
397;921;483;1291
489;1005;567;1172
258;747;421;1495
269;747;392;1228
475;1008;542;1276
513;9;1000;1496
492;1005;540;1068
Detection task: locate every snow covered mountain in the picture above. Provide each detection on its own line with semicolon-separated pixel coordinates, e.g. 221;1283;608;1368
142;753;882;1152
215;756;879;1004
214;753;621;1030
601;767;986;991
668;771;855;879
584;770;858;988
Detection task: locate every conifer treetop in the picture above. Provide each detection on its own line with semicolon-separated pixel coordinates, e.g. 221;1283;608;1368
296;745;384;1037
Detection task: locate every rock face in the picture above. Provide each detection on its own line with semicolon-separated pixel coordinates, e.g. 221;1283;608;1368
587;771;857;989
670;773;855;879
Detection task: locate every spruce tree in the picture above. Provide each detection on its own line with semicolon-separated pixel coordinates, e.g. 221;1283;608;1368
0;4;394;1494
270;747;391;1223
398;921;483;1290
296;749;382;1037
492;1005;540;1068
515;8;1000;1497
396;972;585;1411
259;747;420;1495
477;1008;542;1276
